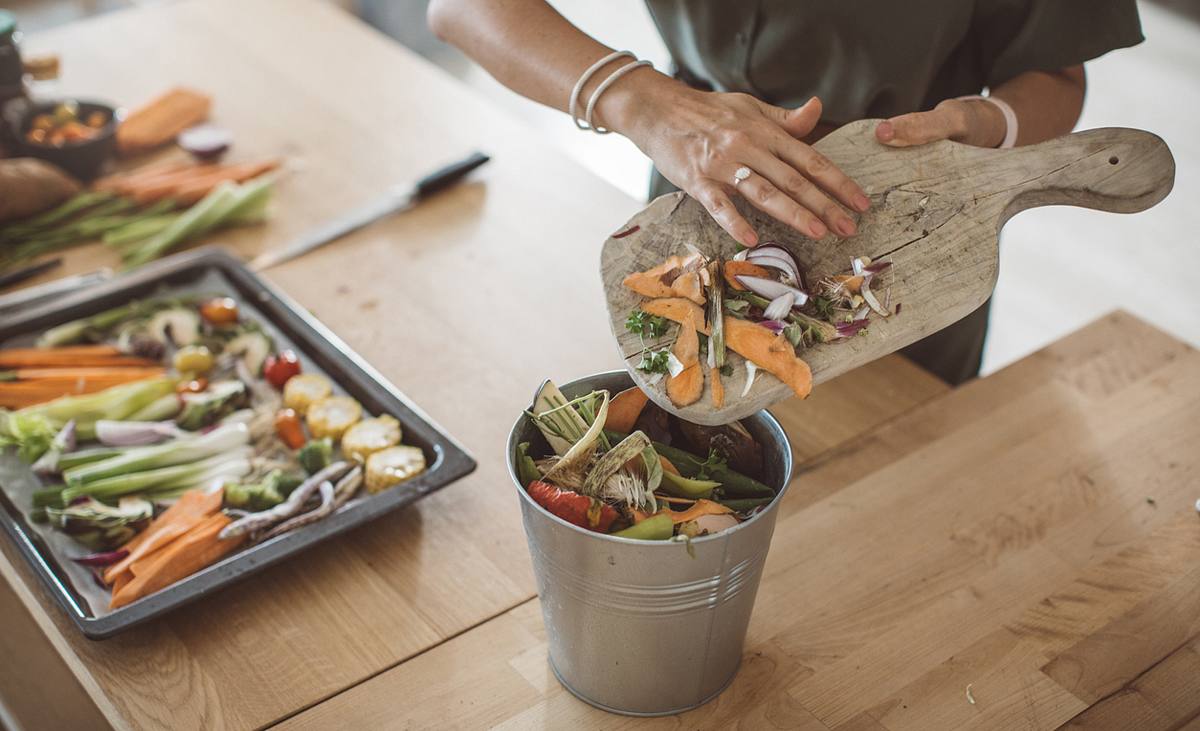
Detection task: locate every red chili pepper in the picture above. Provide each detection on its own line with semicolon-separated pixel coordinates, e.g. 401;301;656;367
199;297;239;325
526;480;617;532
263;350;301;390
274;408;306;449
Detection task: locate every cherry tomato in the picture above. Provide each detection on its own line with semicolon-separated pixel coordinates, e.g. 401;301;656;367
274;408;306;450
263;350;301;390
175;377;208;394
200;297;239;325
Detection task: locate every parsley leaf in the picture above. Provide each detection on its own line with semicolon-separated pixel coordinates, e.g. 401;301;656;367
625;310;670;339
636;348;671;375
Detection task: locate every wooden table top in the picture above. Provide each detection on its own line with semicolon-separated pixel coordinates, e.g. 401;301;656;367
2;3;1198;731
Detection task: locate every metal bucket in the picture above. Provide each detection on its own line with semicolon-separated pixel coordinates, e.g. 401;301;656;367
506;371;793;716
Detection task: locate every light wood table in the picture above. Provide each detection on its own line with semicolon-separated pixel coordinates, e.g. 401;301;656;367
2;3;1197;731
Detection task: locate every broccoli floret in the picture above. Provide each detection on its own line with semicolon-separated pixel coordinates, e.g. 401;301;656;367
223;469;304;510
298;437;333;475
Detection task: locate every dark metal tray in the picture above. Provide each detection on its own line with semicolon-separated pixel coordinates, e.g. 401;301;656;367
0;247;476;638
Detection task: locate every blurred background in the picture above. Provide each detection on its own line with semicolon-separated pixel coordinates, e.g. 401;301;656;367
7;0;1198;375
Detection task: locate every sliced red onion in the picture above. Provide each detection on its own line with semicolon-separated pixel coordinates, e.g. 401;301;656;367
733;248;749;262
71;549;129;567
736;275;809;306
757;319;787;334
747;250;803;286
178;124;233;161
751;244;806;283
96;420;185;446
741;361;759;397
763;292;796;321
861;276;890;317
836;319;871;338
852;257;867;276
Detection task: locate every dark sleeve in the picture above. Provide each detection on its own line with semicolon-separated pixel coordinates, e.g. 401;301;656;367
975;0;1143;87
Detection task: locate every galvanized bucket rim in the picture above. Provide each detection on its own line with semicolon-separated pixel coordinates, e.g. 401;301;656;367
506;370;793;547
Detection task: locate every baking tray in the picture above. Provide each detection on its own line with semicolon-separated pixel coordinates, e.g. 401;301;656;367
0;246;476;638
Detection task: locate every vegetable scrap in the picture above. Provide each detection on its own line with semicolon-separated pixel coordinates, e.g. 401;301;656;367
0;294;426;610
622;243;898;407
518;379;781;541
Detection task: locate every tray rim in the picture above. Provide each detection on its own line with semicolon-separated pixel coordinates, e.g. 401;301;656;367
0;246;477;638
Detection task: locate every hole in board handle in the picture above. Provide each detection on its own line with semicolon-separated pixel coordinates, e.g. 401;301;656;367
1108;156;1119;165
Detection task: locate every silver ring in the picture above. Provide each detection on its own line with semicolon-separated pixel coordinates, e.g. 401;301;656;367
733;166;752;186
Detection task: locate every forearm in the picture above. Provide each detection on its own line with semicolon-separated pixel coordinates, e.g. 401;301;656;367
990;65;1086;145
426;0;673;131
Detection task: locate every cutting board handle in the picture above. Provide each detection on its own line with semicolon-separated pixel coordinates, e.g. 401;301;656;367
987;127;1175;229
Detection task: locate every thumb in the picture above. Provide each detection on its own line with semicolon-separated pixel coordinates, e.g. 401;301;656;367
778;96;823;139
876;106;961;147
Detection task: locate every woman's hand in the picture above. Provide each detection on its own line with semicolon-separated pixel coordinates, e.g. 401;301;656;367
875;98;1008;149
604;81;871;247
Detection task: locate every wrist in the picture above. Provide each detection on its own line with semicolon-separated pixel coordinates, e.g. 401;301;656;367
958;98;1009;148
593;68;685;142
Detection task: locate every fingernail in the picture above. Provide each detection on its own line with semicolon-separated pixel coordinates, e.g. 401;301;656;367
744;230;759;247
837;218;857;237
809;221;827;239
854;193;871;211
876;121;893;142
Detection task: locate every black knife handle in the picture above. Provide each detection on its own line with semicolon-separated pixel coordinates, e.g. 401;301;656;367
413;151;491;199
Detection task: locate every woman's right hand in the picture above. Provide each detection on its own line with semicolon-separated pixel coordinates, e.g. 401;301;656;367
603;77;870;247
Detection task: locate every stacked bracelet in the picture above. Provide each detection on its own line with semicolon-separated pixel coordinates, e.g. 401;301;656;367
956;94;1018;149
570;51;652;134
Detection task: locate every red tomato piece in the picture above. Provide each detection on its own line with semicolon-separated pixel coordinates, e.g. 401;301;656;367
526;480;617;532
263;350;301;389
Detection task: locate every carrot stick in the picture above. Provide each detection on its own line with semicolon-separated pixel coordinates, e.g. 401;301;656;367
0;371;163;407
104;489;223;585
169;159;280;205
0;346;159;369
93;163;195;193
110;512;243;609
2;367;165;381
123;164;226;204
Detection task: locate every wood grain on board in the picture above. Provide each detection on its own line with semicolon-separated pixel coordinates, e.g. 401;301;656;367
601;124;1176;425
282;312;1200;730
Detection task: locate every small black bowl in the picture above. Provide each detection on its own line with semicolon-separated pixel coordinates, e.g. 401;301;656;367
1;97;121;181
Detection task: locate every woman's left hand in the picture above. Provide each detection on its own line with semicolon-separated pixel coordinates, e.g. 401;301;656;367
875;98;1008;149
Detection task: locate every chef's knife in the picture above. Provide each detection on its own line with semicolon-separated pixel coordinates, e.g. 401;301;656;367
0;267;112;317
250;151;490;271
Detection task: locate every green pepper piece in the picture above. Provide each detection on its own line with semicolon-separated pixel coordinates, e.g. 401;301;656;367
515;442;541;488
718;496;775;512
612;513;674;540
660;470;720;500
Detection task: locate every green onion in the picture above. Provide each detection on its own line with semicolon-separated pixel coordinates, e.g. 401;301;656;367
63;423;250;486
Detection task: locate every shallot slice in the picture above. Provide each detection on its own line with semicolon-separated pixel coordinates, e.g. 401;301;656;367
763;292;795;321
735;275;809;306
861;275;890;317
741;361;759;397
259;480;336;541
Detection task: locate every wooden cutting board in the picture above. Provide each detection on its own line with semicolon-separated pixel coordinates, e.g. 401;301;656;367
601;120;1175;425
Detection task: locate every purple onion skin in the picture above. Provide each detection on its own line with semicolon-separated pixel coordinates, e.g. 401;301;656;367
72;549;129;567
757;320;787;334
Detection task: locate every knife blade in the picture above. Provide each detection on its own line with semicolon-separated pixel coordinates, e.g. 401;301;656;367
0;268;113;317
250;151;490;272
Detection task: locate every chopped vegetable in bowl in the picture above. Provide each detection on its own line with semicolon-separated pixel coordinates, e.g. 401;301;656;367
516;378;781;540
